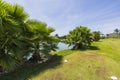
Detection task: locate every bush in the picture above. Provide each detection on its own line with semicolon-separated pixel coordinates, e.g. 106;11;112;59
66;26;92;49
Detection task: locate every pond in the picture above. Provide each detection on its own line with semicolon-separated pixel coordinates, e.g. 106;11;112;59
27;43;72;60
57;43;72;50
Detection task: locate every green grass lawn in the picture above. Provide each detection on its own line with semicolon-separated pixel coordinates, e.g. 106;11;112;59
0;38;120;80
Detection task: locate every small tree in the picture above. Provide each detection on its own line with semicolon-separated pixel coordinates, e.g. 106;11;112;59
114;28;120;38
25;19;58;62
114;28;119;33
66;26;92;49
92;31;100;41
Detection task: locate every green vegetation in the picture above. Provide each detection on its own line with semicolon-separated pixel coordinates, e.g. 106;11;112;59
1;39;120;80
106;28;120;38
66;26;92;49
114;28;120;38
92;31;100;41
0;0;120;80
92;39;120;61
0;0;58;70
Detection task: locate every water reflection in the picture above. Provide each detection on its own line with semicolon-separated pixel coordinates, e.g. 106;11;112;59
57;43;72;50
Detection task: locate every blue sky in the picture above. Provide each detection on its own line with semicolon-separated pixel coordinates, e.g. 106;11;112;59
4;0;120;35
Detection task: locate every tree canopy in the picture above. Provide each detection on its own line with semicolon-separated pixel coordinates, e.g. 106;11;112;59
92;31;100;41
66;26;92;49
0;0;58;70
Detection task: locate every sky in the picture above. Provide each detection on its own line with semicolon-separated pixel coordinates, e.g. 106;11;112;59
4;0;120;36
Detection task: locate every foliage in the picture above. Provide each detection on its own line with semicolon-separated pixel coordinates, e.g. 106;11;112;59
25;20;58;59
1;39;120;80
92;31;100;41
100;33;106;39
66;26;92;49
0;0;58;70
0;0;30;69
114;28;119;33
114;28;120;38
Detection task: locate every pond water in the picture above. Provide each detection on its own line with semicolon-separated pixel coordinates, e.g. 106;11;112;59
27;43;72;60
57;43;72;50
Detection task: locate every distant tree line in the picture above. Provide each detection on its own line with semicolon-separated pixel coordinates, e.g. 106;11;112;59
107;28;120;38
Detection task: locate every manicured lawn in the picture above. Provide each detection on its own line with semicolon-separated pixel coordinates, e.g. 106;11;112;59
0;39;120;80
92;38;120;61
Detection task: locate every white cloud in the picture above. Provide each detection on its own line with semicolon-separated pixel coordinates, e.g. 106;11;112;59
3;0;120;35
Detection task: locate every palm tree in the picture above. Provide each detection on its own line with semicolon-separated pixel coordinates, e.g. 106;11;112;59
114;28;119;38
0;0;29;69
92;31;100;41
25;19;58;62
66;26;92;49
0;0;58;70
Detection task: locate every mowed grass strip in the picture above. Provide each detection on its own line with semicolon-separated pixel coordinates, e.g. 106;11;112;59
31;51;120;80
92;38;120;61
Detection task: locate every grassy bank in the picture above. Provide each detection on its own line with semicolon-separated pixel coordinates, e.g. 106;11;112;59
0;39;120;80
